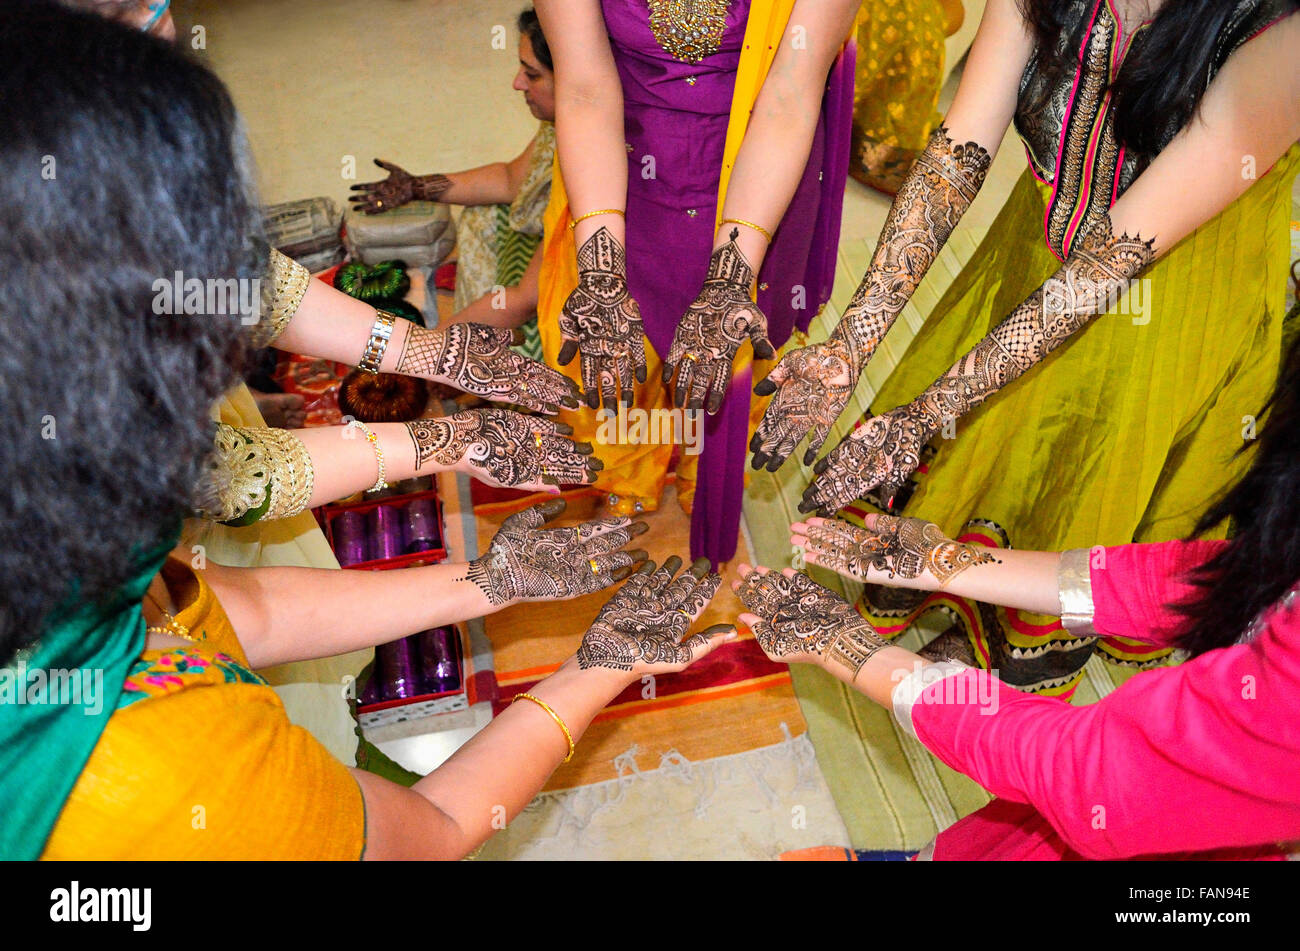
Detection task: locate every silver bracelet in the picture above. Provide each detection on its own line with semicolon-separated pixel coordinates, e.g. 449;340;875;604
357;310;397;375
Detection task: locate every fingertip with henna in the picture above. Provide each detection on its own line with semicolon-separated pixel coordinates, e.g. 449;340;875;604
753;378;776;397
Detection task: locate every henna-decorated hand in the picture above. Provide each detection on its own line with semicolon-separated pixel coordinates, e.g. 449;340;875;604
557;227;647;410
464;499;649;606
750;332;857;471
576;557;736;675
792;515;998;589
406;409;603;492
798;403;936;516
397;323;581;414
732;564;889;677
663;230;775;415
348;159;451;215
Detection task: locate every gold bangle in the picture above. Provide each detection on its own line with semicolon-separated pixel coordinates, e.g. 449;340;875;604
347;419;388;493
569;208;625;230
512;692;576;763
721;217;774;244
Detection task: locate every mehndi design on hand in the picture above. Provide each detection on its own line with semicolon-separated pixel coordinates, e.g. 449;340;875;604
751;126;991;470
663;228;775;415
799;404;933;515
801;516;998;586
463;499;648;605
557;227;646;410
405;409;602;489
802;214;1155;514
576;557;729;672
397;322;581;414
735;567;888;678
349;159;452;214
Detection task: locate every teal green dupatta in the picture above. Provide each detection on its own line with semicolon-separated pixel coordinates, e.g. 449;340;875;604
0;527;177;860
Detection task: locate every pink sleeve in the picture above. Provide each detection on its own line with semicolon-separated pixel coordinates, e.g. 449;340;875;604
906;597;1300;860
1088;539;1228;646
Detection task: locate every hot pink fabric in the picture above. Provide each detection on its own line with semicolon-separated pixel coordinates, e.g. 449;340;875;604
911;540;1298;860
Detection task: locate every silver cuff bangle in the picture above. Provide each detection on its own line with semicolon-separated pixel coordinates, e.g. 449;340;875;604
1057;547;1098;635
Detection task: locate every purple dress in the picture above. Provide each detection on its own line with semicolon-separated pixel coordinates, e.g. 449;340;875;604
601;0;854;564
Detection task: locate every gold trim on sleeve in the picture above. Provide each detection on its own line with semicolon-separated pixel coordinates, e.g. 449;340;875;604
249;249;311;347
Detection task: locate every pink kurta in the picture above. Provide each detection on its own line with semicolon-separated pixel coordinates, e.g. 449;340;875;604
899;540;1298;860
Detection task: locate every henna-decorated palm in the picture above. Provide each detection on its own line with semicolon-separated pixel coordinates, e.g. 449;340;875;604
406;409;603;492
750;333;857;471
799;403;936;516
792;515;998;589
732;565;886;671
663;234;775;415
557;228;647;410
348;159;452;215
398;323;581;415
576;557;734;674
466;499;649;606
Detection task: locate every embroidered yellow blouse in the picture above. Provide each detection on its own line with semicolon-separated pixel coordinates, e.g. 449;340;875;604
41;557;366;860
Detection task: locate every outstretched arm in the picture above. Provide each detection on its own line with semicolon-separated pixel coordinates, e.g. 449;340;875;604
196;410;601;525
348;137;539;214
662;0;863;414
203;500;648;669
537;0;647;411
734;561;1300;859
801;11;1300;515
350;556;737;859
750;0;1033;469
265;270;580;416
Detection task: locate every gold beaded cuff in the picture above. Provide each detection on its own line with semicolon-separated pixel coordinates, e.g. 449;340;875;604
248;249;311;348
198;423;315;524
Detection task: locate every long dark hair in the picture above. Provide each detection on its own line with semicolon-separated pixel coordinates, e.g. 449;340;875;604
1017;0;1297;159
0;2;258;664
1172;331;1300;655
517;7;552;71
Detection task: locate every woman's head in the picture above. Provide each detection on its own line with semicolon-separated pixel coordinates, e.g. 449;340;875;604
514;7;555;122
58;0;175;40
0;3;256;663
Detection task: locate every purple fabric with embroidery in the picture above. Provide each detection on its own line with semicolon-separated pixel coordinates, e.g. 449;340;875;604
600;0;854;564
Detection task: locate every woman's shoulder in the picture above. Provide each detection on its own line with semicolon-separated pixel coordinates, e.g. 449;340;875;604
42;677;365;860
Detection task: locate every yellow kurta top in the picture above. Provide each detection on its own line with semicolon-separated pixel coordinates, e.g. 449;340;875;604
41;557;366;860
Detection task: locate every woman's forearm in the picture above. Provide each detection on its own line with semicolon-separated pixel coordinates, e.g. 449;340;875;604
902;216;1155;433
934;548;1062;616
292;420;440;508
410;659;630;855
207;560;498;669
715;0;862;270
536;1;627;246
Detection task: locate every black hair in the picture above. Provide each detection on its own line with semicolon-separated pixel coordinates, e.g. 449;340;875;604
517;7;552;72
1171;330;1300;655
0;1;259;663
1017;0;1298;160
